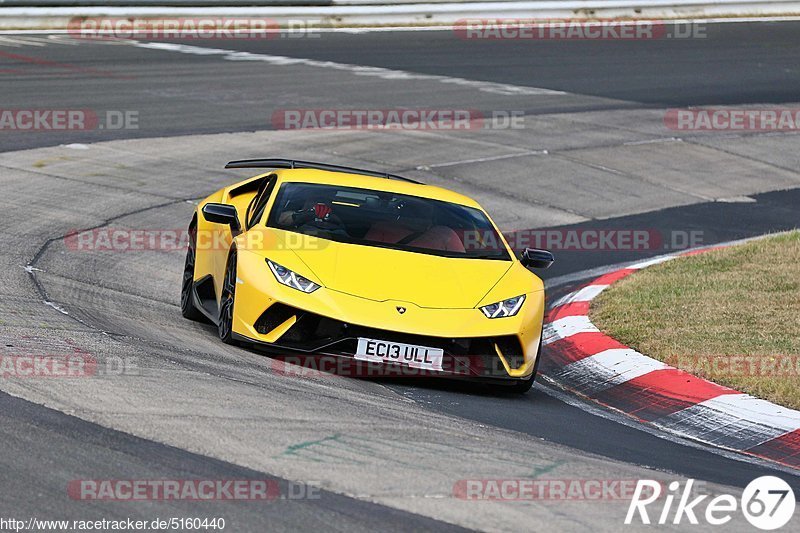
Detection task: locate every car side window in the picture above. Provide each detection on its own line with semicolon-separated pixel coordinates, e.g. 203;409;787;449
247;175;277;229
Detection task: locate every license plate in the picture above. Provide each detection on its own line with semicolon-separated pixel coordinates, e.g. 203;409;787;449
355;338;444;371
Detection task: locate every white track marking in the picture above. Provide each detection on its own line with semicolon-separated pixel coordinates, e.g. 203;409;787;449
0;35;87;48
0;36;47;47
623;137;682;146
552;284;608;307
693;394;800;433
554;348;669;395
45;35;81;45
43;300;69;315
420;150;548;169
8;36;52;46
627;254;678;269
542;315;598;345
129;40;566;96
0;37;22;47
657;395;800;450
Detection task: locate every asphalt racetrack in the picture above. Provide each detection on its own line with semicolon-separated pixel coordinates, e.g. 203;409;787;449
1;21;800;531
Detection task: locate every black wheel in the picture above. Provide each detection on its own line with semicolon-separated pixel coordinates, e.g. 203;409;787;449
181;223;205;322
218;248;238;345
500;335;542;394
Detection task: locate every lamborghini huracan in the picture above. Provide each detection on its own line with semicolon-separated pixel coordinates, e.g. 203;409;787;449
181;159;553;392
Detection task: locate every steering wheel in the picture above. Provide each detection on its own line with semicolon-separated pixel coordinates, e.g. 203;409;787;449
293;203;346;233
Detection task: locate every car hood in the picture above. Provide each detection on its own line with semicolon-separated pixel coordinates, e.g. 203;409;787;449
276;230;513;309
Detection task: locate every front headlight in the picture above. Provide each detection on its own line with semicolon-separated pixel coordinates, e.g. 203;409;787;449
480;295;525;318
266;259;320;293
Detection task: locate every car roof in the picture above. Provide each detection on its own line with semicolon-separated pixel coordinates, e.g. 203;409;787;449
270;168;483;210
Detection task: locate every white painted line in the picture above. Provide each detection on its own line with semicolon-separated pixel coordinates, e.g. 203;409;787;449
421;150;546;169
627;255;678;270
542;315;598;345
128;40;565;97
45;34;82;46
622;137;682;146
656;394;799;450
43;300;69;315
556;348;669;395
0;36;46;47
552;284;608;307
697;394;800;433
717;195;757;203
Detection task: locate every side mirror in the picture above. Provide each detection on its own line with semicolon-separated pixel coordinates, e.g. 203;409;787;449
202;203;241;233
521;248;554;269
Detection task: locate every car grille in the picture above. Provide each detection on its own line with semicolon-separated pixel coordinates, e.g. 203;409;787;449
253;303;525;377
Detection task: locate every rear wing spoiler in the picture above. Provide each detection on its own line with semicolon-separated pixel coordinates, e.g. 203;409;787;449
225;158;422;184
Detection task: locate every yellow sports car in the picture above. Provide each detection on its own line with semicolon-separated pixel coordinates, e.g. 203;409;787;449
181;159;553;393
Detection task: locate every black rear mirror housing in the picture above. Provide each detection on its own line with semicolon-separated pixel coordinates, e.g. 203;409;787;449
201;203;241;233
521;248;554;269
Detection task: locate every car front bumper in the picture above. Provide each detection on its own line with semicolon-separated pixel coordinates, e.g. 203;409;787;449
232;249;544;380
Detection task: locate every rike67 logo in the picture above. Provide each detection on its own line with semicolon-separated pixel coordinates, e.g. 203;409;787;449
626;477;795;530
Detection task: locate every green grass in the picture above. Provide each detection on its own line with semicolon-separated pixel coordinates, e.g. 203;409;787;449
590;231;800;409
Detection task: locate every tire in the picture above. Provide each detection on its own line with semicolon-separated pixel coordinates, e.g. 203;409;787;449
218;248;238;345
180;223;205;322
499;336;542;394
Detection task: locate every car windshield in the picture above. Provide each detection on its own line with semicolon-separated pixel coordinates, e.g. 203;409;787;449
266;182;511;260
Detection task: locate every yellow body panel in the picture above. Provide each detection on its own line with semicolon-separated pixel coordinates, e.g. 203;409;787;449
189;168;547;380
268;229;514;308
